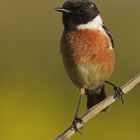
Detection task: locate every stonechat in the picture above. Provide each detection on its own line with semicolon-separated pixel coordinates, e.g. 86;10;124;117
56;0;123;132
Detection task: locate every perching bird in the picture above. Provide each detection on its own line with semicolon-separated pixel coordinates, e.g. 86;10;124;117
56;0;123;131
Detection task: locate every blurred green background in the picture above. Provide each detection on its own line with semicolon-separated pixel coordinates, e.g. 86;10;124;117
0;0;140;140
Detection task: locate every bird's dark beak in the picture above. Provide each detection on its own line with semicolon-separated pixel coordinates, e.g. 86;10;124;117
55;7;71;13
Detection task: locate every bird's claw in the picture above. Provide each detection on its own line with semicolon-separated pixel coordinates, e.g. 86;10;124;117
105;81;124;104
71;117;84;134
113;86;124;104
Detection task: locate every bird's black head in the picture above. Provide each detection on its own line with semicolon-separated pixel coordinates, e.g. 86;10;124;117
56;0;100;31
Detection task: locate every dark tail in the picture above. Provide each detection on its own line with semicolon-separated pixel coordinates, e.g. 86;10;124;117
86;84;108;111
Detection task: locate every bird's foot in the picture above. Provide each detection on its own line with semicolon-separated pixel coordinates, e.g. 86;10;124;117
113;86;124;104
105;81;124;104
71;117;84;134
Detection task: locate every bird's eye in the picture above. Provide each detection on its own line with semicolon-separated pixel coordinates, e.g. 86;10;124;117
90;4;94;8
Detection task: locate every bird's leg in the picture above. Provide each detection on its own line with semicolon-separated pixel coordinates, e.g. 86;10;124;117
105;81;124;103
71;89;85;134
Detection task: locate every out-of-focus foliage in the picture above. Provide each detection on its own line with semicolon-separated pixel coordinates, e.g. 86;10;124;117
0;0;139;139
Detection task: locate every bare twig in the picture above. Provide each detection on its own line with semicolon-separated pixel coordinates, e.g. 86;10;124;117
55;73;140;140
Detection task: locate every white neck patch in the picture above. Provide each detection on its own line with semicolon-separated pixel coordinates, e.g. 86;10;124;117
77;15;103;30
76;15;113;50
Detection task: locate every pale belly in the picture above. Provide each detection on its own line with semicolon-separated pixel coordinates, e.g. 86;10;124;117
63;60;114;89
